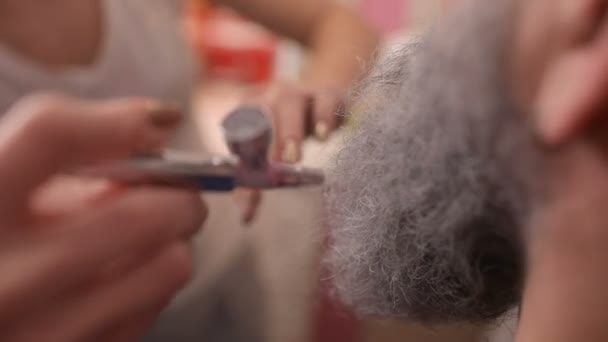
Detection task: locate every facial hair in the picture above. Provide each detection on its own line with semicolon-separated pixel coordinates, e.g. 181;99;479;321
325;0;542;324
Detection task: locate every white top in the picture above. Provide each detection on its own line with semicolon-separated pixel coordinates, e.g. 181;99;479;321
0;0;203;151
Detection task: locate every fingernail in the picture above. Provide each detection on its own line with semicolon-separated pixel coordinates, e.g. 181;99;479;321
281;140;300;164
147;103;182;128
315;121;330;141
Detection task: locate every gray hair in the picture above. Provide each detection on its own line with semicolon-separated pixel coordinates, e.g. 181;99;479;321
325;0;542;324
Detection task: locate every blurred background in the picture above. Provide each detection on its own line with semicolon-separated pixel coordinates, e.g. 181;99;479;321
141;1;515;342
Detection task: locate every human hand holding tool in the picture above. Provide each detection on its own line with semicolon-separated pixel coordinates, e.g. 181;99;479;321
0;94;206;341
79;105;325;192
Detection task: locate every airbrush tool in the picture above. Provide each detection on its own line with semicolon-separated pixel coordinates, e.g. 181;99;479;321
78;106;324;191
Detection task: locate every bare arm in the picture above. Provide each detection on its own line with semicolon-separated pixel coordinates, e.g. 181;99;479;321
212;0;379;88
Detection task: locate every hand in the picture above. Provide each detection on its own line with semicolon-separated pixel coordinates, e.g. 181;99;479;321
245;80;344;163
234;188;262;226
0;94;207;342
235;81;343;224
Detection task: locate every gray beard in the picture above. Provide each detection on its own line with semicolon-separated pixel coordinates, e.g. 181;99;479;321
325;0;542;324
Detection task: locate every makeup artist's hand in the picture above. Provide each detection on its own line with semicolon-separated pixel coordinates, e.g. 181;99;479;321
246;81;344;163
235;188;262;226
0;94;206;342
236;81;343;225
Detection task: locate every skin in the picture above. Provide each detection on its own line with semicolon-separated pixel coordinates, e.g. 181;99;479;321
439;0;465;15
509;0;608;341
0;94;206;341
440;0;608;340
437;3;608;340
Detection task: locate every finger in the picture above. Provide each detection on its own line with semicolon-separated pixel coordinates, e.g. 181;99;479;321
243;189;262;225
0;94;181;216
236;189;262;225
0;189;206;315
272;91;307;163
6;242;192;342
61;243;192;342
311;90;342;141
101;309;162;342
536;21;608;144
30;176;120;225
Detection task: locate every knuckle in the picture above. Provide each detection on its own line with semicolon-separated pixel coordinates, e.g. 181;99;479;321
169;192;207;234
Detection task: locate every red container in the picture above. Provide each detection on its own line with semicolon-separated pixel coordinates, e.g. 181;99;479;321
188;4;277;84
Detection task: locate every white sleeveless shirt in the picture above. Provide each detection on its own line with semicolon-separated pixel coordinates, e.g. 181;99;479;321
0;0;203;151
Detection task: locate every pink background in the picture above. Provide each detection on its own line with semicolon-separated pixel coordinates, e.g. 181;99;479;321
359;0;408;35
